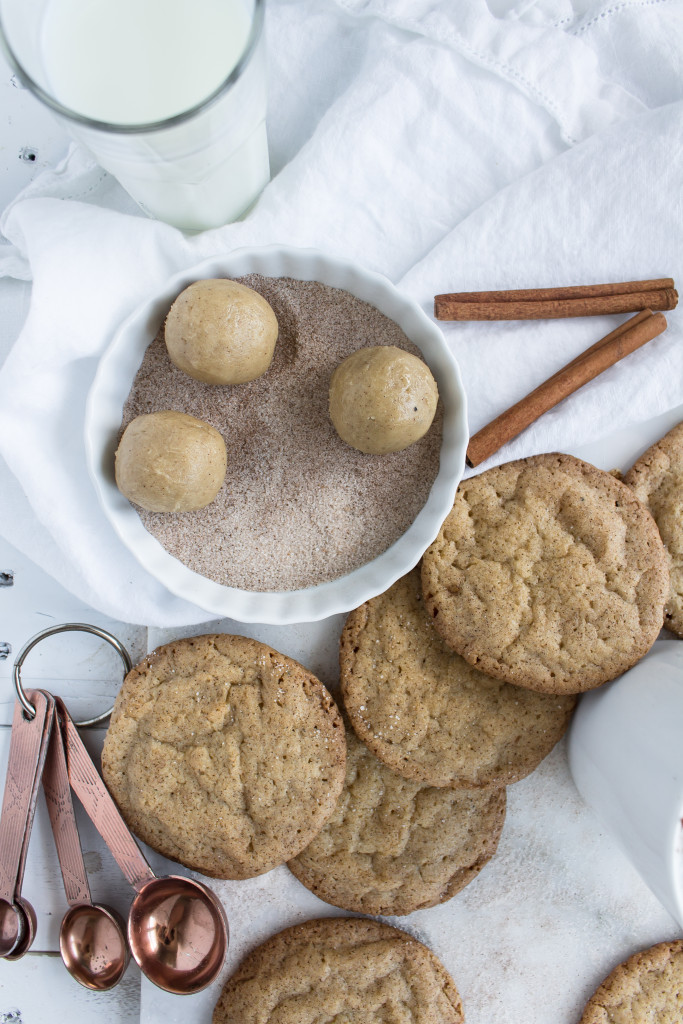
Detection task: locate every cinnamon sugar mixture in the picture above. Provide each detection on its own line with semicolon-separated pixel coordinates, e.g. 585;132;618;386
122;276;442;592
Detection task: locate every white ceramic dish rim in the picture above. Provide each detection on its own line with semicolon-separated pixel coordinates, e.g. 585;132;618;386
84;244;468;624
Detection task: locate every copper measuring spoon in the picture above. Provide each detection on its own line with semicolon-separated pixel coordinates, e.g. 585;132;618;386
0;689;53;959
56;697;228;994
4;621;132;962
41;693;129;991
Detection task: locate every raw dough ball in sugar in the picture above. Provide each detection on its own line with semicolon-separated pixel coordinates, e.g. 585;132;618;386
329;345;438;454
115;410;227;513
164;278;279;385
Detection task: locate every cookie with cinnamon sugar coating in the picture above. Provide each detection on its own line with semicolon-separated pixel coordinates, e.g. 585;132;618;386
422;453;668;695
102;633;345;879
212;917;464;1024
579;939;683;1023
288;723;506;916
340;566;575;789
624;420;683;637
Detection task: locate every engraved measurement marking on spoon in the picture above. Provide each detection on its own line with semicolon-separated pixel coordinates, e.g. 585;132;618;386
0;692;53;959
42;703;129;991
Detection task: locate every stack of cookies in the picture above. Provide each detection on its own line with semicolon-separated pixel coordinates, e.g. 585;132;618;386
213;448;672;1022
101;441;679;1024
288;452;669;922
101;631;469;1019
286;563;575;918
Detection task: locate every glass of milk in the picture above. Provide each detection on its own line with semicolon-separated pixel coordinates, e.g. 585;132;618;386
0;0;270;231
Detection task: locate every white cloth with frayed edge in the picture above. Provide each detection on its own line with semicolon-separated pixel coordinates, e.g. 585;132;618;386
1;0;682;626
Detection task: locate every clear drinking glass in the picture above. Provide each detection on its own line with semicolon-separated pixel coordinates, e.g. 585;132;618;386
0;0;270;231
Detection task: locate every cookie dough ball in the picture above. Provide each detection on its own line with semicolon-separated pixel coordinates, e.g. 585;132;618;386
164;279;278;385
115;411;227;513
329;345;438;454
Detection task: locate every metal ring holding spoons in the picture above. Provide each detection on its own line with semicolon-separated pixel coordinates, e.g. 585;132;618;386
13;623;132;726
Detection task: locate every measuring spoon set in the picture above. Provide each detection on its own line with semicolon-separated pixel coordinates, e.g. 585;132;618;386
0;623;228;993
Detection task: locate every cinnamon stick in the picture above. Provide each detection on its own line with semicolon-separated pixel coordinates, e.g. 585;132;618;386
435;278;677;321
466;310;667;468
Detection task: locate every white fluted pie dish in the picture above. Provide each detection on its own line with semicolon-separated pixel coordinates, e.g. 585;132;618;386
84;245;468;624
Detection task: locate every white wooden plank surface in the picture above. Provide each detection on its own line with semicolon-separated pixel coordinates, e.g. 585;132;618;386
0;954;140;1022
0;534;147;727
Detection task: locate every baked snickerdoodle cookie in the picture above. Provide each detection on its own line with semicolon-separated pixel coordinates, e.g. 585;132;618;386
422;453;669;695
212;917;464;1024
288;724;506;915
579;939;683;1023
340;567;575;789
101;634;345;879
624;421;683;637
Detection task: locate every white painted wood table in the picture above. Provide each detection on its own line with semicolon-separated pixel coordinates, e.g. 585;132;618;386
1;40;682;1024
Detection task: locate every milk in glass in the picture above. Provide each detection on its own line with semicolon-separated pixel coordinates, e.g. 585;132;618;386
35;0;269;229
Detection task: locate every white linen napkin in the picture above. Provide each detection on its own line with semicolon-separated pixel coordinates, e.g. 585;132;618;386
1;0;682;627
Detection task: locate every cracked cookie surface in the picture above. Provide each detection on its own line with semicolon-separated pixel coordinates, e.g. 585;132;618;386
421;453;669;695
101;634;346;879
624;421;683;637
579;939;683;1023
341;567;575;787
212;917;463;1024
288;724;506;915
